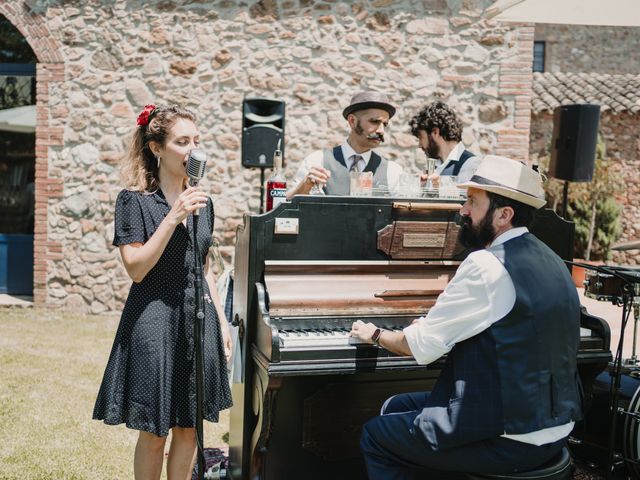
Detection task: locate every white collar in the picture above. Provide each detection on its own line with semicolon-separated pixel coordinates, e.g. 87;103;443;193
445;142;466;163
341;141;372;164
489;227;529;248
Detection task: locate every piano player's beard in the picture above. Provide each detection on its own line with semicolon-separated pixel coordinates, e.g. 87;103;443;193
458;211;497;250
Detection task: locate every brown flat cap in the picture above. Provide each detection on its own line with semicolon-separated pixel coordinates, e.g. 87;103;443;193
342;91;396;119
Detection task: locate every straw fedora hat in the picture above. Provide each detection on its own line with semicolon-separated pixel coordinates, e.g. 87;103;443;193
457;155;547;209
342;91;396;119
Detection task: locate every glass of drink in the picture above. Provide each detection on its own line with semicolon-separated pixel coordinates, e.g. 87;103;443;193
399;173;421;197
438;176;459;199
351;171;373;196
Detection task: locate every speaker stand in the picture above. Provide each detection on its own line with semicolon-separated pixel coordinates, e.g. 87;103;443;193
259;167;266;214
562;180;570;218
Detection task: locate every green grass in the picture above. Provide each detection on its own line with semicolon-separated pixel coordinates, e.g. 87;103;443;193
0;308;229;479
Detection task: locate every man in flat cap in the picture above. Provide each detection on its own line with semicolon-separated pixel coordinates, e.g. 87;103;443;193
287;91;404;198
410;101;481;186
351;156;581;479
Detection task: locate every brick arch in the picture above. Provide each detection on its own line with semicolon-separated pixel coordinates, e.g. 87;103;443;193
0;2;65;306
0;3;63;63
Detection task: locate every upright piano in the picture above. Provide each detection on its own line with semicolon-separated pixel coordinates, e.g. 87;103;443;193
228;195;611;480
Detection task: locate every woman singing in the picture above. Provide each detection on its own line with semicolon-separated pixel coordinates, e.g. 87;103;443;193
93;104;232;479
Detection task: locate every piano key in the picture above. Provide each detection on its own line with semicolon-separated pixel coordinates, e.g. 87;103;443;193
280;329;373;348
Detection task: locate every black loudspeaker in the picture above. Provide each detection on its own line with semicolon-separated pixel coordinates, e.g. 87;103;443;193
241;98;285;168
548;104;600;182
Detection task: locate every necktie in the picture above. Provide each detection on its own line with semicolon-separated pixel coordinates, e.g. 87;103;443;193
350;155;363;172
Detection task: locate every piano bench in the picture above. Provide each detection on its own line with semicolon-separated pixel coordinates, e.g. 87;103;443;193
464;447;572;480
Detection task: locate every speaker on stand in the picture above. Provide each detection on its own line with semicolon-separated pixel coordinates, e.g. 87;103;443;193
241;98;285;213
548;103;600;217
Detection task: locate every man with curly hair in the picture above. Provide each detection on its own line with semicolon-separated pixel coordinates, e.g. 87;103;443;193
410;101;480;185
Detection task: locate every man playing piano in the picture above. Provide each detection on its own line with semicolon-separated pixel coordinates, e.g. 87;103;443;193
350;155;582;479
286;91;404;198
410;101;481;186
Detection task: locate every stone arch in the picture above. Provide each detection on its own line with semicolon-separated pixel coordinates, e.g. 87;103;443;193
0;2;65;306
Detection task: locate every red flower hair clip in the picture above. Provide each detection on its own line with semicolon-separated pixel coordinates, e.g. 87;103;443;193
137;104;157;126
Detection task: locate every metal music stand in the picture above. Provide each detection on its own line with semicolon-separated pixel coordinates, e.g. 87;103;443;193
611;240;640;252
571;261;640;479
604;270;638;480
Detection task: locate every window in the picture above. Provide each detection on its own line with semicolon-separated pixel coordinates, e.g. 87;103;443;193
0;15;36;235
533;41;545;73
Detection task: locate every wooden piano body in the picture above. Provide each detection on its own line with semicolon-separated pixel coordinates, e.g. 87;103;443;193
228;195;611;480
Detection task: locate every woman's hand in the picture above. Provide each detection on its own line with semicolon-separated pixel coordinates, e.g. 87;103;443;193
167;186;208;225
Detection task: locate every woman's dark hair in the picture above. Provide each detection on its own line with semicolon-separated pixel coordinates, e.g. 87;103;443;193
121;104;197;192
409;101;462;142
486;191;536;228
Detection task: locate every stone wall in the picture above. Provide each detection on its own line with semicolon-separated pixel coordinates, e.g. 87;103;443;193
535;24;640;74
530;112;640;265
1;0;535;312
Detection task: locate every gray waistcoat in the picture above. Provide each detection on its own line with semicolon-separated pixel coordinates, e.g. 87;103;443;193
321;146;389;195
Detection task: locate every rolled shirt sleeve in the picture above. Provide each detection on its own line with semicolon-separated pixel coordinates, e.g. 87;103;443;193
403;249;516;365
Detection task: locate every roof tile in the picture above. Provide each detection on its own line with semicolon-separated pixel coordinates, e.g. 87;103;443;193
531;72;640;114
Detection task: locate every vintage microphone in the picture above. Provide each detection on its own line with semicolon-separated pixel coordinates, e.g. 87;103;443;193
186;149;207;211
186;148;208;479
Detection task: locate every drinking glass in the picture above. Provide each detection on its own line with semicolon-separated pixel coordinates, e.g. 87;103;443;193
399;173;421;197
439;176;459;199
351;171;373;196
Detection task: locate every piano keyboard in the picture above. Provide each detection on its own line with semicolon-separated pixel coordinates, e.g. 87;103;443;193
279;327;404;348
279;327;597;349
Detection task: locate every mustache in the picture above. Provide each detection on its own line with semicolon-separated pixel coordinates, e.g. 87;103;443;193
459;215;472;227
366;133;384;142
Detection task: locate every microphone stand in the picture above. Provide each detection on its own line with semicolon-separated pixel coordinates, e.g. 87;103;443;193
192;207;206;479
184;149;209;479
606;293;632;479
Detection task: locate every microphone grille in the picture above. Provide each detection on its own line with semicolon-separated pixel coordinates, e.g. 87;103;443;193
186;149;207;183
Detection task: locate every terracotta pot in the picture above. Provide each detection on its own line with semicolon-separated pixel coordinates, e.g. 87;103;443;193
571;261;587;288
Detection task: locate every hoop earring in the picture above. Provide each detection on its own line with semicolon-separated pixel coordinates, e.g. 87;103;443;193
156;155;161;169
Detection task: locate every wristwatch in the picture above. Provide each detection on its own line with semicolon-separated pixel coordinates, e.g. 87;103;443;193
372;328;384;346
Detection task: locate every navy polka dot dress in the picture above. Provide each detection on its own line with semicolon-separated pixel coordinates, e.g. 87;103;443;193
93;189;232;437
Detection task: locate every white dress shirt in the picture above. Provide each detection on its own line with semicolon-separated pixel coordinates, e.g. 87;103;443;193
292;141;404;195
434;142;482;184
341;142;370;172
403;227;574;445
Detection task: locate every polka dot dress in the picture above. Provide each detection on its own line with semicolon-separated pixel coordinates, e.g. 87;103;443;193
92;189;232;437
